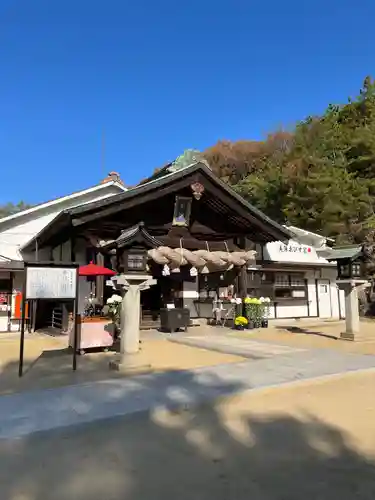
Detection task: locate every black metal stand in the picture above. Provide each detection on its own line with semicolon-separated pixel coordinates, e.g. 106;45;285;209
18;270;27;377
18;261;79;378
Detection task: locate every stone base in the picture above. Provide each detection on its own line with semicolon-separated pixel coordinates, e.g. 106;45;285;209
340;331;367;342
109;354;152;375
340;331;356;341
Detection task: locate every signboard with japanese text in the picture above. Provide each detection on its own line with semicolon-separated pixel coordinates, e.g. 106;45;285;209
278;243;312;255
264;240;328;264
26;267;77;300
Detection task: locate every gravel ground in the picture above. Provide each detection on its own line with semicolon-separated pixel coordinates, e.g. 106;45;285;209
1;370;375;500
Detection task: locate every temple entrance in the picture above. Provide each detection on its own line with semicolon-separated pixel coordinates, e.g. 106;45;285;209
140;277;183;329
141;279;162;323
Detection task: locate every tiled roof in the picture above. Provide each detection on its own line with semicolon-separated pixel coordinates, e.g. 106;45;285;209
326;246;363;261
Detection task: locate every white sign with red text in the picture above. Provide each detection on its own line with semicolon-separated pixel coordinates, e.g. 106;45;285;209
264;239;329;264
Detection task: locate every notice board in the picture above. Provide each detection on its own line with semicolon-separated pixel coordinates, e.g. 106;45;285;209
26;266;77;300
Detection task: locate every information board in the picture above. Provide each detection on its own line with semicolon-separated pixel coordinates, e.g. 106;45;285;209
26;266;77;299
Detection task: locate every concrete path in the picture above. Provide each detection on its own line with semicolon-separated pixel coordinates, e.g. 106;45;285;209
1;343;375;439
169;334;306;358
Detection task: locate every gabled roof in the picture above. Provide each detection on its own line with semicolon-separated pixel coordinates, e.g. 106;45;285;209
326;246;363;261
69;161;292;239
286;225;335;247
0;179;127;228
101;222;163;250
22;161;291;252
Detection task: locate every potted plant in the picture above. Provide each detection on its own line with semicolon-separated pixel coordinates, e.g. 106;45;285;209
260;297;271;327
253;298;263;328
244;297;262;328
235;297;243;316
234;316;248;330
105;294;122;335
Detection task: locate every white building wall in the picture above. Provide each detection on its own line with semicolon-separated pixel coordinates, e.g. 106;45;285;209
182;278;199;318
267;303;276;319
0;184;124;262
339;289;346;318
321;266;342;319
275;301;309;319
307;272;318;317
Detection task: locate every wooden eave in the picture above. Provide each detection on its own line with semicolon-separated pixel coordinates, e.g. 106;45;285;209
22;162;291;252
101;222;163;250
69;162;291;243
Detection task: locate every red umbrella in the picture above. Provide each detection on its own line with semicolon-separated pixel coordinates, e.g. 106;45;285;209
79;261;116;277
79;262;117;313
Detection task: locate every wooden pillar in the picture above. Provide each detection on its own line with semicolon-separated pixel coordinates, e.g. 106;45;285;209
239;266;248;299
238;236;248;300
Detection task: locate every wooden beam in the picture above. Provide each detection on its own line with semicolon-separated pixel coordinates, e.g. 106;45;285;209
199;177;285;241
72;176;194;227
158;236;239;251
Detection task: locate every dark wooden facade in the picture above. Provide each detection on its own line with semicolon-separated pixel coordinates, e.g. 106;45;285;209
23;162;290;324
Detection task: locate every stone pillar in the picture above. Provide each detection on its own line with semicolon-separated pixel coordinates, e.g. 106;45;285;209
120;283;141;354
337;280;368;341
110;274;157;372
341;283;360;341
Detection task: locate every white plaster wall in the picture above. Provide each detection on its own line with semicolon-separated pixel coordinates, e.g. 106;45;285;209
0;271;10;331
339;289;346;318
307;280;318;317
275;301;309;318
305;269;318;317
321;267;342;319
267;303;276;319
0;317;7;332
0;271;24;332
182;278;199;318
329;283;341;319
0;184;123;262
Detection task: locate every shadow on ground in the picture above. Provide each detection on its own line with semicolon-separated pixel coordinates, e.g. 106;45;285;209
0;344;130;395
276;325;339;340
0;367;374;500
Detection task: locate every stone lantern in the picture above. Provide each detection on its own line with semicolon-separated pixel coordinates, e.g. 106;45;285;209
327;246;367;341
101;224;158;373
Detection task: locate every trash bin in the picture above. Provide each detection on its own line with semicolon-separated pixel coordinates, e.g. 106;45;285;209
160;308;190;333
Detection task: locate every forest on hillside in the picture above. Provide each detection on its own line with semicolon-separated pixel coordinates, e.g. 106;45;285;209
203;77;375;306
203;77;375;247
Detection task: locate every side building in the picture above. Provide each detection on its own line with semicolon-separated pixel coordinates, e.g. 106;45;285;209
0;173;127;332
254;226;345;320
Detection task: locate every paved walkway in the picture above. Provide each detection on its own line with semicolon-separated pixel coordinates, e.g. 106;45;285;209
169;335;306;358
1;340;375;439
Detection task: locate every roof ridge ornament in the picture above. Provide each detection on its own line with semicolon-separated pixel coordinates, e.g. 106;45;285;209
168;149;202;173
191;181;204;200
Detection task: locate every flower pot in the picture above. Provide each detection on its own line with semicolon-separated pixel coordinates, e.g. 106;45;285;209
247;320;254;330
261;319;268;328
235;325;245;330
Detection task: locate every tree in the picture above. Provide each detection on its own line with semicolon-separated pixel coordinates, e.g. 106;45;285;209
0;201;33;219
202;77;375;250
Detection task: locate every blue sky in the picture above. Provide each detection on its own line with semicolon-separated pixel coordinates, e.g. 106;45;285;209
1;0;374;204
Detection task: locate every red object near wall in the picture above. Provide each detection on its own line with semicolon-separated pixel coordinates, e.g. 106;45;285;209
14;293;28;320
